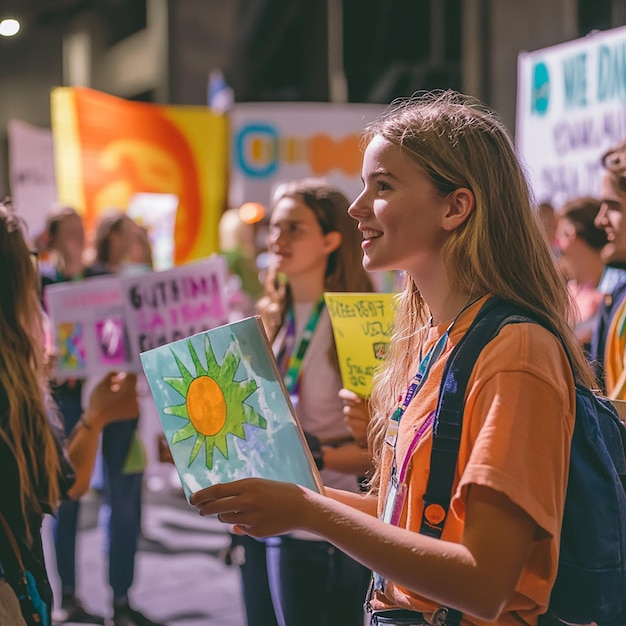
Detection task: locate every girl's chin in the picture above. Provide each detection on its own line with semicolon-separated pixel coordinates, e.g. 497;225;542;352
362;256;382;273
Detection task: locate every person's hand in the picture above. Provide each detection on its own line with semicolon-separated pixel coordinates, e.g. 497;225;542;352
338;388;370;448
190;478;315;538
85;371;139;428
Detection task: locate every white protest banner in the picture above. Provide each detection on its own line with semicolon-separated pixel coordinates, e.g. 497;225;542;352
45;257;229;377
126;192;178;271
45;275;130;379
229;102;384;209
517;25;626;209
121;255;230;369
8;119;57;239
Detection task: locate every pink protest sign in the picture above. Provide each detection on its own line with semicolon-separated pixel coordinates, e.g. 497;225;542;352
121;256;230;370
45;275;130;378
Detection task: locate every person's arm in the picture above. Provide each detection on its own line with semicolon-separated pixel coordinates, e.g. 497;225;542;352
190;479;535;621
324;486;378;515
304;387;372;474
305;431;372;475
65;371;139;499
321;442;371;474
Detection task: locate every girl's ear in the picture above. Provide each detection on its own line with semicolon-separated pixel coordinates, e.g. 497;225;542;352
323;230;342;254
442;187;475;232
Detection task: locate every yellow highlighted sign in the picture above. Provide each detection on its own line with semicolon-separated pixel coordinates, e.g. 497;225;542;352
324;292;396;397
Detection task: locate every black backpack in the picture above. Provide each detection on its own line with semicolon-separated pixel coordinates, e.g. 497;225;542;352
421;297;626;626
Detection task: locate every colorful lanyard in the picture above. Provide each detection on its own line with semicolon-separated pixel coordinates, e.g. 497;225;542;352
384;330;449;449
280;297;326;395
372;298;482;598
385;296;482;452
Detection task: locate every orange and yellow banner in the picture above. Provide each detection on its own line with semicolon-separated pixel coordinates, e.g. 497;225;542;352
51;87;229;264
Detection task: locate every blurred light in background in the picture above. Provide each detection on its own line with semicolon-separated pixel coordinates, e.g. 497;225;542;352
0;18;20;37
238;202;266;225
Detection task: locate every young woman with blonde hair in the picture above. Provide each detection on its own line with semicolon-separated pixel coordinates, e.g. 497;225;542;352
191;92;589;625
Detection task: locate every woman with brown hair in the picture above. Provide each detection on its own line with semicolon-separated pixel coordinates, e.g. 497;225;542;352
0;201;139;626
234;178;375;626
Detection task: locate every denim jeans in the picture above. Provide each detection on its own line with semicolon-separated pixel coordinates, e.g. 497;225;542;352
266;535;370;626
236;535;279;626
101;419;143;602
51;388;83;593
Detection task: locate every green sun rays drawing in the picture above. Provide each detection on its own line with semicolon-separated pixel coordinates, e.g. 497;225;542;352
162;337;267;470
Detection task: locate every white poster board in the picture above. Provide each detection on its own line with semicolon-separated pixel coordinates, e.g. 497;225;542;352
229;102;384;210
45;275;128;379
7;120;56;240
121;255;229;367
517;25;626;209
45;256;230;378
126;192;178;271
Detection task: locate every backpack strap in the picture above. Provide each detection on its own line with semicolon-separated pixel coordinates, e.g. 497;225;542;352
418;297;532;626
0;513;25;571
420;297;526;538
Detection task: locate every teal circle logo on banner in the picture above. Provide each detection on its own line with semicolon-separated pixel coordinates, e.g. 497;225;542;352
532;61;550;116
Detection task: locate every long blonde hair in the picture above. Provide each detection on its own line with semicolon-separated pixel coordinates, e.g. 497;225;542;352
0;203;61;539
257;178;374;341
366;91;594;491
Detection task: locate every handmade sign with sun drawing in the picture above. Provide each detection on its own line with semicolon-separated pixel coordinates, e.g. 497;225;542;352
141;316;323;500
163;337;267;470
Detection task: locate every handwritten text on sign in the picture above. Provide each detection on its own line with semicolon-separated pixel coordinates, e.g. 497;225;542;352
324;292;396;397
122;256;229;362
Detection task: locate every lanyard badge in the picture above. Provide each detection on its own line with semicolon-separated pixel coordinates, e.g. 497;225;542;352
383;331;448;447
373;330;449;596
280;297;325;396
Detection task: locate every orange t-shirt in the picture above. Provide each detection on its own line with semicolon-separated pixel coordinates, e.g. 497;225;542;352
604;295;626;399
371;298;575;625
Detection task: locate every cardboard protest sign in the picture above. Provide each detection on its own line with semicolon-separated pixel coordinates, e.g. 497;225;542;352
121;256;229;370
140;316;324;500
45;256;229;378
45;275;130;379
324;292;396;397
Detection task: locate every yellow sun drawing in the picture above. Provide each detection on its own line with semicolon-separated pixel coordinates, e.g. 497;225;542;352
163;337;267;470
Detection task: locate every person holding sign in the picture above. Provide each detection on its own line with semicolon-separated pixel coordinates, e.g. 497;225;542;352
0;202;141;626
85;210;163;626
229;178;375;626
40;205;108;624
191;92;590;625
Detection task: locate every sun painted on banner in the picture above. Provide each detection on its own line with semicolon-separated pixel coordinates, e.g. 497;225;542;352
141;316;323;500
163;337;267;470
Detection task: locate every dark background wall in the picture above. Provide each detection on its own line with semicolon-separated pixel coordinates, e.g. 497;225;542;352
0;0;625;197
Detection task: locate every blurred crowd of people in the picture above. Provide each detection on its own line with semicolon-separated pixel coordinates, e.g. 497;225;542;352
1;90;626;626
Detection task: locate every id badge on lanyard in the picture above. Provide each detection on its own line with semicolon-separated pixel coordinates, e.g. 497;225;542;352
383;330;447;447
368;299;479;602
372;329;448;596
372;470;406;594
373;410;435;594
281;298;325;397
